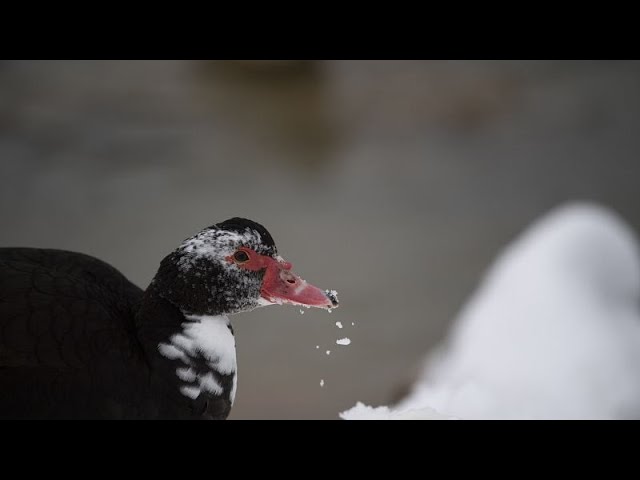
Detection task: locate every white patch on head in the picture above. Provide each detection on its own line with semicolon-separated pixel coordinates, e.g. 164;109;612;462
158;314;238;401
176;229;264;273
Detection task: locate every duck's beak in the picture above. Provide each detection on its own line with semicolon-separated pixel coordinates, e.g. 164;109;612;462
259;257;339;309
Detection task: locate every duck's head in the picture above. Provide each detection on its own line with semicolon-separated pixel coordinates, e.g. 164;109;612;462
153;217;339;316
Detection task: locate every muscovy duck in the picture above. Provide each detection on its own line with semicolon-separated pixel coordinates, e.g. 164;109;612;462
0;218;338;419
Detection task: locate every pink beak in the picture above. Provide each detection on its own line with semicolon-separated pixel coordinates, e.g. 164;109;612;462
260;257;338;309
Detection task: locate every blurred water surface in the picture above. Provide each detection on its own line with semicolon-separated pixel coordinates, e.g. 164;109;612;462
1;60;640;418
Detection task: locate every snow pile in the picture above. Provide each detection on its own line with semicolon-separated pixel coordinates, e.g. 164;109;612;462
336;337;351;346
340;402;457;420
342;202;640;420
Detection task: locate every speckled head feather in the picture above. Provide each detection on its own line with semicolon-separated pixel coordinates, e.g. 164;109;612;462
213;218;277;255
151;218;277;317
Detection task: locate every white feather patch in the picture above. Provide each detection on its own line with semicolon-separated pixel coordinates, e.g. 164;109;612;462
158;314;237;401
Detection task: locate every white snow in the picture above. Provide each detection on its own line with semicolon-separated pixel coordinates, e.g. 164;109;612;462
340;402;456;420
320;379;325;387
342;203;640;420
336;338;351;346
300;309;305;315
325;289;339;306
335;321;343;329
326;350;331;355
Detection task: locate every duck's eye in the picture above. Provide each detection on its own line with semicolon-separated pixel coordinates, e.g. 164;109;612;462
233;250;250;264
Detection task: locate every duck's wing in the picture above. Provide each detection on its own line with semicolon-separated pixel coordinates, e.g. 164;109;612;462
0;247;145;366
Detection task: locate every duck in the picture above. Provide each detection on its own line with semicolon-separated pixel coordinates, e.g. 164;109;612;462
0;217;338;419
342;203;640;420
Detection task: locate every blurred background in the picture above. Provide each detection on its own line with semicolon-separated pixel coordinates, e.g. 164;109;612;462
1;60;640;419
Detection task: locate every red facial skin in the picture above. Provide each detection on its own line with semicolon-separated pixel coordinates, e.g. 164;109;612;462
225;247;336;309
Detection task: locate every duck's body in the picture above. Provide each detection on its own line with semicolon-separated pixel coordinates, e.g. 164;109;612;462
0;218;337;419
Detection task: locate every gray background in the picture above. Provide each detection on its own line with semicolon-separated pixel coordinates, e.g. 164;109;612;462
1;60;639;419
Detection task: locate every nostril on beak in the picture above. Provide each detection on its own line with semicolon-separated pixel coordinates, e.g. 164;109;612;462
280;270;298;285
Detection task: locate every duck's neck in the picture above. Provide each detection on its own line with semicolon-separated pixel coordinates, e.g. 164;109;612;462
136;287;238;419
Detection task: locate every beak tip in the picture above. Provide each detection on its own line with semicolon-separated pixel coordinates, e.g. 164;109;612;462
325;289;339;308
